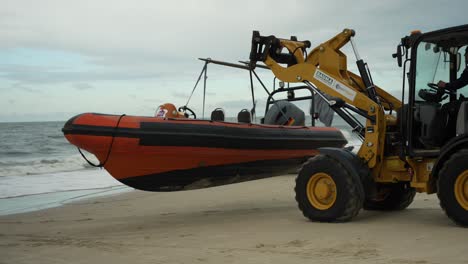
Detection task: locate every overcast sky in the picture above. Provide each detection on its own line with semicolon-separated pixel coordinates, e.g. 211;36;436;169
0;0;467;122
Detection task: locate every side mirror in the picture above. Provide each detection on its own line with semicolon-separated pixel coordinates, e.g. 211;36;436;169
425;43;431;51
392;45;403;67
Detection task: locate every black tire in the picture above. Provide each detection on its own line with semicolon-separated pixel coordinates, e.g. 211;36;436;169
437;150;468;227
295;154;364;222
363;183;416;211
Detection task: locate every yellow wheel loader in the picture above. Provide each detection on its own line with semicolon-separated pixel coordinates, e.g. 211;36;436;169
249;25;468;226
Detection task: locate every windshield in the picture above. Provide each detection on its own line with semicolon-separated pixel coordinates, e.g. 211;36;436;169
458;46;468;96
414;41;450;102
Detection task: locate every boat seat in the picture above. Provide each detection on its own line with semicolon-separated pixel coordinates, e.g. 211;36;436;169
211;108;225;121
237;109;251;123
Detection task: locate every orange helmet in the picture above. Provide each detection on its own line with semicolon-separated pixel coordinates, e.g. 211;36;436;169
155;103;185;118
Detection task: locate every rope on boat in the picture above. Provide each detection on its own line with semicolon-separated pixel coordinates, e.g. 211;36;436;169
78;114;126;168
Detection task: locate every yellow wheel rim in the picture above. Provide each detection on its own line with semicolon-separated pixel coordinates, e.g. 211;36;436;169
306;172;337;210
455;170;468;210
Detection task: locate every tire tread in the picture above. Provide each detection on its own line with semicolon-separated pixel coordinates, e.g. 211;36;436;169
295;155;363;223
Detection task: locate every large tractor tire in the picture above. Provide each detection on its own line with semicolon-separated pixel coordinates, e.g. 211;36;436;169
295;154;364;222
363;183;416;211
437;150;468;227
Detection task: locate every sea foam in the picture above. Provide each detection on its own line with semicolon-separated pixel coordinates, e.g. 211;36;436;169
0;169;123;199
0;154;95;177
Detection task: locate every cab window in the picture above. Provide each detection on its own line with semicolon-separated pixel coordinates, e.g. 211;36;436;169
414;42;450;103
458;46;468;97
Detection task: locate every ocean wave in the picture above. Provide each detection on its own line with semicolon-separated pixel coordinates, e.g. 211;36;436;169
38;147;57;153
47;135;65;139
0;170;124;199
0;151;32;156
0;185;127;199
0;154;98;177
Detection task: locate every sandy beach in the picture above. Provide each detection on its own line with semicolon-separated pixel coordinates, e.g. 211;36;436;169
0;175;467;264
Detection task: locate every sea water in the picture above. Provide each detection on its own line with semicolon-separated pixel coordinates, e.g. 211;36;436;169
0;121;129;214
0;118;361;215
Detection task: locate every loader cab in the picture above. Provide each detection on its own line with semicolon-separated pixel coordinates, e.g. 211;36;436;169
404;25;468;157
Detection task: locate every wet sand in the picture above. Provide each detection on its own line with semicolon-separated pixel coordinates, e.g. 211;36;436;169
0;175;467;264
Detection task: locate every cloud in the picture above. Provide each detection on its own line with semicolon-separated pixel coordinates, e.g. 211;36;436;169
1;0;468;122
0;111;79;122
72;82;94;90
2;66;163;84
2;1;467;61
11;82;41;93
171;91;190;98
143;98;160;103
217;99;257;110
0;63;63;73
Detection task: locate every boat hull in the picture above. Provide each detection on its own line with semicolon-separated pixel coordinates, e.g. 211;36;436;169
63;113;347;191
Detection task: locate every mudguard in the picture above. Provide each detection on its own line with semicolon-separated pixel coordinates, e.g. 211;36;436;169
433;135;468;177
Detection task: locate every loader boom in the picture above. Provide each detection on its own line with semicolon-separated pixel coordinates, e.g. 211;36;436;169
250;29;400;170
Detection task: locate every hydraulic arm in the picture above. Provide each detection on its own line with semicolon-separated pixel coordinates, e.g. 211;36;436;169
249;29;401;170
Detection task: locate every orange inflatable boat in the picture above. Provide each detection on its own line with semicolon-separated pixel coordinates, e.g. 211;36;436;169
63;112;347;191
